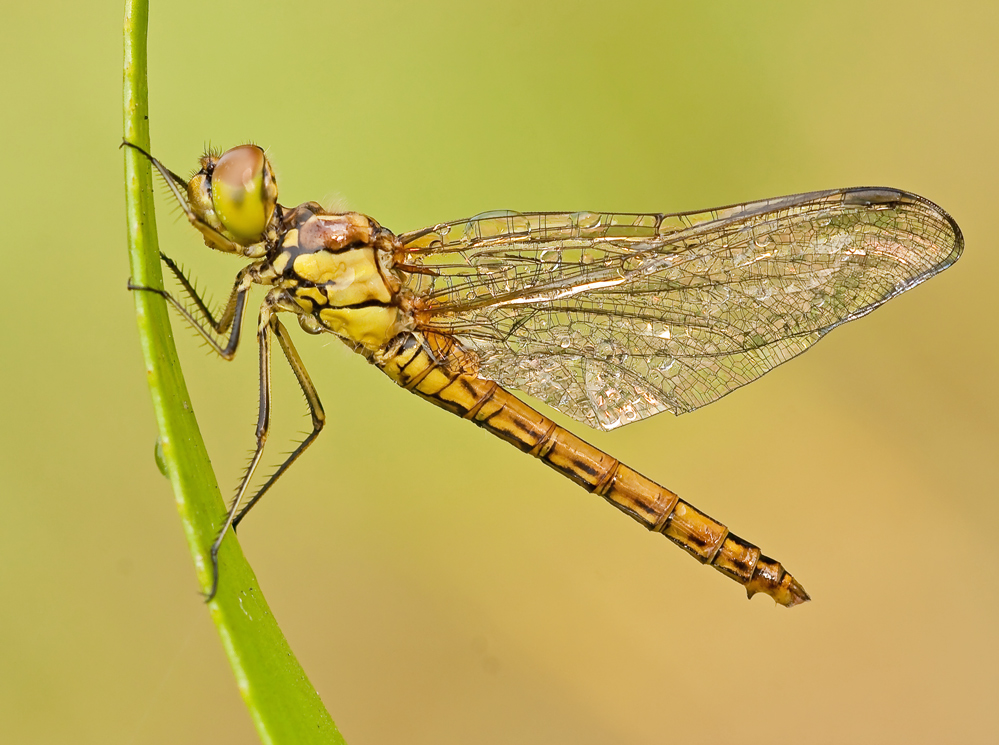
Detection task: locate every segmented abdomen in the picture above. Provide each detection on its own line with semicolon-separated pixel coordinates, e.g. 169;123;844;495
377;332;809;607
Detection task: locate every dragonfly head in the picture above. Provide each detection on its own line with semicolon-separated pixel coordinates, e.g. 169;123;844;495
187;144;278;245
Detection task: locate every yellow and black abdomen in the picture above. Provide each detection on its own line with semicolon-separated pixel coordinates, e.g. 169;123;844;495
377;331;809;607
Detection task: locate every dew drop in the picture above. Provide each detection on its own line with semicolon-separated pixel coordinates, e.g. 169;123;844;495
658;357;679;377
753;234;774;250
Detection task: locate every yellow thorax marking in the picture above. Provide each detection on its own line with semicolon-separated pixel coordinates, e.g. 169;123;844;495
295;286;328;306
292;247;393;306
318;306;403;350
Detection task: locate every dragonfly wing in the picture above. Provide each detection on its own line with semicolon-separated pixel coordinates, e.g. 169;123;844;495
399;188;962;430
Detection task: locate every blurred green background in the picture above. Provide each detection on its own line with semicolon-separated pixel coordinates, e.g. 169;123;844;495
2;1;996;743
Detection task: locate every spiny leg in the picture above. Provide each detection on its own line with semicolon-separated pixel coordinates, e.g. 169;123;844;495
159;253;246;336
206;303;277;601
128;264;254;359
233;318;326;528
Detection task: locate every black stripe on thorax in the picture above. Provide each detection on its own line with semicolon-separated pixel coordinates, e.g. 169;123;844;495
322;240;372;255
323;298;394;310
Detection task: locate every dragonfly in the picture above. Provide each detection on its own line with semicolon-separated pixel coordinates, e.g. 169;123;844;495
124;141;963;605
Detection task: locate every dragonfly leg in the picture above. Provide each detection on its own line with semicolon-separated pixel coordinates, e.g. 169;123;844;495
159;254;248;332
206;302;276;600
206;301;326;599
233;315;326;528
128;264;253;359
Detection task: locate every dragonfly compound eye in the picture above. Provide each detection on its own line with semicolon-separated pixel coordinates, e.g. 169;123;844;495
210;145;277;243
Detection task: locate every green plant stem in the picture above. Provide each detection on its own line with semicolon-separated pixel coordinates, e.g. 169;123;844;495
122;2;343;742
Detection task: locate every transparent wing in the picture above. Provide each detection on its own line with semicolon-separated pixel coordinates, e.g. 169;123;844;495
398;188;963;430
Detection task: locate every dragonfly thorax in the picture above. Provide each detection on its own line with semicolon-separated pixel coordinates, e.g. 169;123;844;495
268;204;410;351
